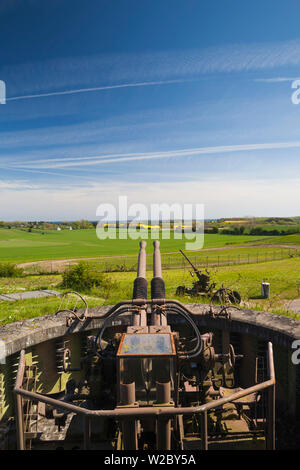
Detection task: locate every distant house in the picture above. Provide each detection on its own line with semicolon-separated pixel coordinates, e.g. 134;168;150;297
56;227;61;231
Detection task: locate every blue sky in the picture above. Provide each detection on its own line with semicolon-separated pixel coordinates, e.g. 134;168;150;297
1;0;300;220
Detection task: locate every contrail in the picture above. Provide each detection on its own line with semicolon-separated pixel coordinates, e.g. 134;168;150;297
0;165;99;181
5;37;300;104
6;79;191;102
10;140;300;170
254;77;300;83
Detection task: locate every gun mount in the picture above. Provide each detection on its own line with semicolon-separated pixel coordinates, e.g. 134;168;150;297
13;241;275;450
176;249;241;304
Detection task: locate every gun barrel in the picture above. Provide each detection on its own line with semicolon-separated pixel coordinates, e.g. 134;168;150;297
132;241;148;326
151;241;166;325
179;249;198;272
153;240;162;278
137;240;147;278
132;241;147;300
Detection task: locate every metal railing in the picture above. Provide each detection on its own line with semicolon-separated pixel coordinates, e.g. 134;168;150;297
21;248;298;275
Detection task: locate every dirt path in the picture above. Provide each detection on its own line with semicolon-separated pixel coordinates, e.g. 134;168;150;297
17;243;300;271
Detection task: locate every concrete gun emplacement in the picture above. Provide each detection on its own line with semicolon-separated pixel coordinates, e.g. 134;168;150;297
14;241;275;450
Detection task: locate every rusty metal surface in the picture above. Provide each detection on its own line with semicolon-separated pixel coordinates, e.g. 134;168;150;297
117;333;176;357
14;343;275;418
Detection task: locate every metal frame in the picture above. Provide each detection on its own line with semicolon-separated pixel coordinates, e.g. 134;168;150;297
67;298;229;321
14;342;275;450
117;332;176;357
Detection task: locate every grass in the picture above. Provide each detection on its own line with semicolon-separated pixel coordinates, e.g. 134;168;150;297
0;228;272;263
0;294;107;325
0;274;60;295
0;227;299;325
105;257;300;304
86;245;297;273
222;224;300;233
253;233;300;246
104;258;300;319
0;273;115;325
1;256;300;324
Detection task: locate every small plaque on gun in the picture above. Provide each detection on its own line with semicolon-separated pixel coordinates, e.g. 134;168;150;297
117;333;175;357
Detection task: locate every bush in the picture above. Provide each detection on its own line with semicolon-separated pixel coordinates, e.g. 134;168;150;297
61;262;108;292
0;263;24;277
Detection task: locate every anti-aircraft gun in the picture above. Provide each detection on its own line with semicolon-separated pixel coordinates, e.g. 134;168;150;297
176;249;216;297
14;241;275;450
176;249;241;304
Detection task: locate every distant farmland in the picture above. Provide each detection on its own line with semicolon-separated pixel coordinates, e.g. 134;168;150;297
253;233;300;246
0;228;272;263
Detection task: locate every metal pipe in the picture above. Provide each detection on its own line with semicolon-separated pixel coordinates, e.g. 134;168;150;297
156;381;171;405
86;298;207;319
151;241;167;325
120;382;138;450
151;310;162;326
266;342;276;450
137;240;147;278
153;240;162;278
120;382;136;406
201;411;208;450
157;416;171;450
156;381;171;450
15;377;275;418
15;394;25;450
94;301;202;362
122;418;138;450
97;300;202;357
132;241;147;326
14;349;26;450
165;305;203;358
83;416;91;450
266;385;275;450
267;342;275;380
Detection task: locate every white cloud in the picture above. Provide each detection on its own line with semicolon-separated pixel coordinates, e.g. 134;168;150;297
0;180;42;190
7;79;191;102
1;177;300;220
10;140;300;169
254;77;300;83
4;38;300;97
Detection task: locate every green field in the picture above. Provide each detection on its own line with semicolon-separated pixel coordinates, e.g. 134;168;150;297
0;228;273;263
0;227;300;325
253;233;300;246
86;245;297;274
1;256;300;324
